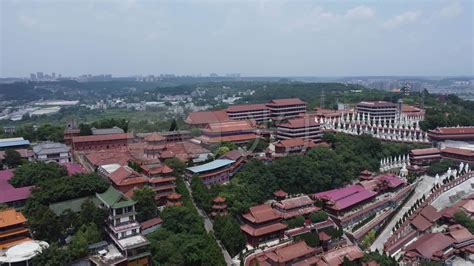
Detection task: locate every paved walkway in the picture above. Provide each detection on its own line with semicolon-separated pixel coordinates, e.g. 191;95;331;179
370;174;438;252
184;181;233;265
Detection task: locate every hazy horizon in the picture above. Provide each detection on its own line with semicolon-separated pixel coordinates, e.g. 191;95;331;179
1;0;473;77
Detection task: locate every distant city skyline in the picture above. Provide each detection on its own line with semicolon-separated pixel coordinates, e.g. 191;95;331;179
1;0;473;77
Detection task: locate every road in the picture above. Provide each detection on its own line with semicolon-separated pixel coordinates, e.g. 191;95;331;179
184;181;233;265
370;174;438;252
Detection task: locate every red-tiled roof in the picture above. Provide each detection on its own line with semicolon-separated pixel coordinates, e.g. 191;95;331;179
267;98;306;106
462;200;474;214
278;117;320;128
319;231;331;241
221;149;245;161
264;241;316;263
141;217;163;230
226;103;268;112
62;162;87;176
420;205;441;223
274;138;316;148
411;148;441;156
145;132;166;142
274;195;314;210
320;245;364;265
149;176;176;184
405;233;454;259
240;222;288;237
430;127;474;135
447;224;474;243
274;190;288;198
198;133;257;144
441;147;474;157
205;120;255;132
72;133;133;143
213;196;226;203
85;148;131;166
167;192;182;200
376;174;406;188
108;166;140;185
410;215;433;232
242;204;280;223
185;110;230;125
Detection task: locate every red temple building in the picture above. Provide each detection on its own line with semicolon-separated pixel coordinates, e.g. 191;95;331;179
273;195;321;219
410;147;474;165
149;177;177;205
226;103;271;123
276;117;323;141
185;110;230;127
266;98;307;120
72;133;133;151
273;138;319;155
0;209;31;250
197;120;257;145
240;204;288;246
428;127;474;143
248;241;321;266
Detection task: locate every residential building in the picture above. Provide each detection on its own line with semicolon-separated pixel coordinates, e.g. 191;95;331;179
32;142;71;163
72;133;133;151
225;103;270;123
0;209;31;250
276;117;322;140
240;204;288;246
95;187;150;266
356;101;398;121
266;98;307;120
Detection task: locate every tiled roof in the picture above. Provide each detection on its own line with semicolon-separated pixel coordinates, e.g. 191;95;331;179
462;199;474;214
220;149;245;161
72;133;133;143
420;205;441;223
0;137;30;148
185;110;230;125
144;132;166;142
320;245;364;265
213;196;226;203
242;204;280;223
96;186;135;209
240;222;288;236
91;126;124;135
264;241;316;263
376;174;406;188
274;195;314;210
405;233;454;259
278;117;320;128
0;208;26;227
85;148;131;166
226;103;268;112
273;190;288;198
267;98;306;106
313;184;377;211
141;217;163;230
0;169;33;204
274;138;316;148
198;133;257;144
410;148;441;156
447;224;474;243
430;127;474;135
33;142;69;155
356;101;397;108
62;162;87;176
205;120;255;132
410;215;433;232
441;147;474;157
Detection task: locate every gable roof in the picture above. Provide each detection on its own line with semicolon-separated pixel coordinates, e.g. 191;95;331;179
185;110;230;125
242;204;280;223
267;98;306;106
186;159;235;174
405;233;454;259
0;169;33;204
96;186;135;209
72;133;133;144
410;215;433;232
226;103;268;112
0;208;26;227
33;142;69;155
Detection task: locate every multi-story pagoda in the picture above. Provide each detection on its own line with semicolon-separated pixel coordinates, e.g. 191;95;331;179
211;196;228;219
166;192;183;206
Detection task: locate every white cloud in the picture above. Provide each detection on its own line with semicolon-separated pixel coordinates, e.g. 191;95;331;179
345;6;375;19
440;2;462;18
286;7;338;32
382;11;419;29
18;15;38;28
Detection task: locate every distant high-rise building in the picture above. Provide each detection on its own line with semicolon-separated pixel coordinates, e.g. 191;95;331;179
210;73;219;77
52;72;56;79
36;72;44;80
30;73;36;80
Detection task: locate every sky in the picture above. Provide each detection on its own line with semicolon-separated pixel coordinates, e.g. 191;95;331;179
1;0;473;77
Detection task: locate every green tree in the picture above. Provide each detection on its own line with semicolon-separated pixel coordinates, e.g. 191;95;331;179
10;161;68;187
165;157;186;176
287;216;305;228
361;229;376;249
3;149;23;168
454;211;474;233
132;187;158;222
310;211;328;223
169;119;178;131
213;216;246;257
295;232;320;247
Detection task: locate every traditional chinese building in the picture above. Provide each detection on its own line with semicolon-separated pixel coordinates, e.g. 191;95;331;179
428;127;474;143
186;159;237;186
266;98;307;120
273;195;321;220
273;138;320;155
356;101;398;121
72;133;133;151
226;103;270;123
276;117;323;141
240;204;288;246
197;120;257;145
211;196;228;219
0;209;31;250
166;192;183;207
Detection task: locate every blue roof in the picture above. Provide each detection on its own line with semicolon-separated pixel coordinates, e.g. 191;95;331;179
187;159;235;173
0;138;30;148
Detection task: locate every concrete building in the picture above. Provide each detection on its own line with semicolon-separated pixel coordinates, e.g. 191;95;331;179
356;101;398;121
276;117;322;140
266;98;307;120
33;142;71;163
